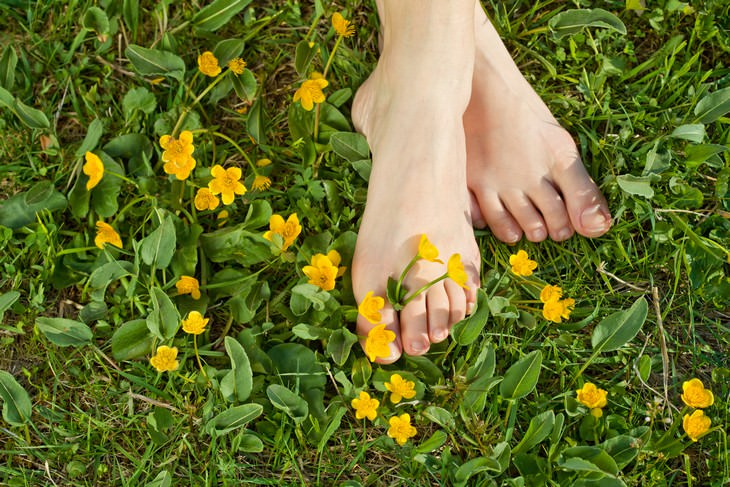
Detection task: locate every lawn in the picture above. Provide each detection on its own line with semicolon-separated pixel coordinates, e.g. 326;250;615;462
0;0;728;485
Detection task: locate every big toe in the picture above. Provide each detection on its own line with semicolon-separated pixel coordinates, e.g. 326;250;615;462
356;304;402;364
554;159;611;237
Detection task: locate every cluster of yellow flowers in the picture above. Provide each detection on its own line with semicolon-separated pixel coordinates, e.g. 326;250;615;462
576;381;608;418
680;378;714;442
302;250;346;291
509;250;575;323
148;307;212;373
351;373;418;446
263;213;302;251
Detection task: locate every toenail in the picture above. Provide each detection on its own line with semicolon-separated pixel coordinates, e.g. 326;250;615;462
466;301;475;315
530;228;547;241
581;205;610;233
434;329;448;341
410;340;428;354
505;231;520;243
556;227;572;241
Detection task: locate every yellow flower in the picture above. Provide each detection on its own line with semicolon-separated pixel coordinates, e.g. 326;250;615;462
95;221;122;249
359;291;385;325
160;131;196;180
194;187;220;211
385;374;416;404
447;254;469;290
364;324;396;362
681;378;714;408
264;213;302;251
509;250;538;276
182;311;209;335
150;345;179;372
417;234;442;263
540;285;563;303
542;299;562;323
351;391;379;421
683;409;711;442
302;251;346;291
176;276;201;300
560;298;575;320
208;164;246;205
256;158;272;167
576;382;608;409
227;57;246;75
332;12;355;37
83;151;104;190
197;51;221;77
252;174;272;191
293;72;328;111
387;413;417;446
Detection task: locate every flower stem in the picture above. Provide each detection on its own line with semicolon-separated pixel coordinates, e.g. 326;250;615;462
400;274;447;308
193;335;207;380
313;35;343;143
210;130;258;173
395;255;420;303
172;71;230;137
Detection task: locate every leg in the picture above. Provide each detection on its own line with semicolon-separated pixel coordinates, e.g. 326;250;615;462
464;4;611;243
352;0;480;363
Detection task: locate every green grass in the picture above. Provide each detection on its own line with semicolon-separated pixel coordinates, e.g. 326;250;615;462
0;0;728;485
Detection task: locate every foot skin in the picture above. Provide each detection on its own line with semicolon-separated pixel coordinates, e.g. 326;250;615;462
351;1;480;363
464;6;611;243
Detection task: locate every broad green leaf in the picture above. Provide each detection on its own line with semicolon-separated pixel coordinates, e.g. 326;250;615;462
192;0;253;32
330;133;369;163
573;478;627;487
326;327;358;366
466;343;496;382
206;403;263;437
415;430;448;454
111;319;154;360
591;298;647;352
75;119;104;158
0;86;13;107
122;87;157;120
213;38;245;66
35;317;93;347
231;69;257;101
88;260;134;302
0;290;20;322
224;336;253;403
563;445;619;475
290;283;330;315
694;86;730;124
461;375;502;414
292;323;332;340
247;97;266;144
0;45;18;90
351;356;371;389
512;410;555;455
241;199;271;230
13;98;50;129
0;370;32;426
558;457;606;473
454;457;501;483
616;173;659;198
499;350;542;400
140;214;176;269
451;288;489;345
549;8;627;39
147;287;180;340
125;45;185;80
144;470;171;487
200;224;271;266
82;6;110;35
123;0;139;38
422;406;455;430
90;152;125;218
236;433;264;452
685;144;728;167
669;124;705;143
267;343;326;391
294;40;318;76
267;384;309;423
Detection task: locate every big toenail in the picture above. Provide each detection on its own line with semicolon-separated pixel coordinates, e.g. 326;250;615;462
581;205;610;232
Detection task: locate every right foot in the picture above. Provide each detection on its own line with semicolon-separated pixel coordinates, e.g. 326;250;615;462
351;0;480;363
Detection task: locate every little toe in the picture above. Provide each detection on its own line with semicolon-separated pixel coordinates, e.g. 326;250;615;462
502;191;548;242
427;284;451;343
445;279;467;326
356;305;402;364
554;159;611;237
531;180;574;241
400;293;430;356
477;190;523;243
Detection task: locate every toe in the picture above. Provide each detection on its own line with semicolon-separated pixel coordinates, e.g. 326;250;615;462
531;179;574;241
356;304;401;364
470;191;487;229
553;157;611;237
445;279;467;326
427;284;451;343
475;190;523;243
501;190;548;242
400;292;430;356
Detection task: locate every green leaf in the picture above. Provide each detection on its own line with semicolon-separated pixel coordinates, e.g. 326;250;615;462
0;370;32;426
601;435;640;469
290;283;331;315
466;343;496;382
330;132;370;162
0;44;18;90
294;40;318;76
267;343;326;391
140;214;176;269
351;356;371;389
123;87;157;120
13;98;50;129
125;45;185;80
88;260;134;302
90;152;125;218
206;403;263;437
669;124;705;143
422;406;455;430
267;384;309;423
326;327;358;366
241;199;271;230
292;323;332;340
454;457;501;483
144;470;171;487
231;69;257;101
451;288;489;345
616;173;659;198
415;430;448;454
499;350;542;401
461;375;502;414
35;317;93;347
75;119;104;158
150;287;180;340
213;38;245;66
694;86;730;124
512;410;555;455
192;0;253;32
111;319;154;361
591;298;647;352
200;224;271;266
123;0;139;38
549;8;627;39
224;336;253;402
247;97;266;144
317;406;347;453
82;6;110;35
0;290;20;322
236;433;264;452
0;86;13;108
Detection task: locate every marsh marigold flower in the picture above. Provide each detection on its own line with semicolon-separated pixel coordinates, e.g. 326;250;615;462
365;324;395;362
293;72;328;111
194;187;220;211
264;213;302;251
351;391;379;421
95;221;122;249
388;413;417;446
683;409;711;442
681;378;714;408
576;382;608;410
208;165;246;205
447;254;469;289
83;151;104;190
227;57;246;75
509;250;537;276
176;275;201;300
160;131;196;180
359;291;385;324
543;296;574;323
252;174;272;191
182;311;209;335
150;345;179;372
540;285;563;303
198;51;221;77
332;12;355;37
417;234;442;263
385;374;416;404
302;251;346;291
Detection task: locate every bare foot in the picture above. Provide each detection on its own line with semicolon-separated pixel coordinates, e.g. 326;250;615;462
351;0;480;363
464;6;611;243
